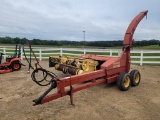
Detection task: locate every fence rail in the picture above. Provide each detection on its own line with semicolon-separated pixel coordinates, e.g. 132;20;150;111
0;46;160;65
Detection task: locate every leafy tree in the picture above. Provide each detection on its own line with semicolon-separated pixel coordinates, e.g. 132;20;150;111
0;36;159;47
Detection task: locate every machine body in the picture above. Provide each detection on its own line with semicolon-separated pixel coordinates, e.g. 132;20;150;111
32;10;148;106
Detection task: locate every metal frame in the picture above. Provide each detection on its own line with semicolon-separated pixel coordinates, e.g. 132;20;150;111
33;10;148;106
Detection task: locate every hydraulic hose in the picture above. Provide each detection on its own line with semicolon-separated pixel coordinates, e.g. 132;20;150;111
31;68;59;86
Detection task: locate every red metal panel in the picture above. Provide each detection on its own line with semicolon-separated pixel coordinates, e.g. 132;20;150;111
101;57;119;69
81;54;112;61
59;69;106;87
40;78;106;104
107;75;119;83
41;93;62;104
69;78;106;93
123;10;148;46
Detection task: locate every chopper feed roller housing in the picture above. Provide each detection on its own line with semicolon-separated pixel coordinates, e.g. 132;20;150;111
49;56;99;75
32;10;148;106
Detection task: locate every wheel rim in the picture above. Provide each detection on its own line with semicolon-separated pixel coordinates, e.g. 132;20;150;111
124;76;130;88
13;64;20;70
135;73;140;83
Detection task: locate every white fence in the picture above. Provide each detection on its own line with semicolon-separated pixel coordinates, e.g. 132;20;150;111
0;46;160;65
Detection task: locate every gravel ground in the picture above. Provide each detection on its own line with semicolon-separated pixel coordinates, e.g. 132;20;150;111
0;60;160;120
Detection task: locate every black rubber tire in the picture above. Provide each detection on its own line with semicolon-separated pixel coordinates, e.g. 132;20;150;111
117;72;131;91
10;61;21;71
130;70;141;86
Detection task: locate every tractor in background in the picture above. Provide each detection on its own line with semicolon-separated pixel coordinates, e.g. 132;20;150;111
0;44;23;74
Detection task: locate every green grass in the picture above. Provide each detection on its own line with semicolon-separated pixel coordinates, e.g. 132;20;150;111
143;58;160;61
1;44;160;50
131;58;140;61
97;45;160;50
133;45;160;50
143;53;160;56
131;53;141;56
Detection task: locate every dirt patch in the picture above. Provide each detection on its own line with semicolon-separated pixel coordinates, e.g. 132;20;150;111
0;60;160;120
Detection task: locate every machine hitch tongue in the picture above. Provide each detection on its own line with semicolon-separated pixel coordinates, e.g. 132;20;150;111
33;81;57;106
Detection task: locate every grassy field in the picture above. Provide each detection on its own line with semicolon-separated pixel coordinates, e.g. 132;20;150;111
0;44;160;50
133;45;160;50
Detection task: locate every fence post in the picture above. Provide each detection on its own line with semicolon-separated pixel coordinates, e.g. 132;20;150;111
60;48;63;56
84;49;86;54
39;49;42;61
3;47;6;59
118;50;121;57
21;46;23;60
140;50;143;66
110;50;112;56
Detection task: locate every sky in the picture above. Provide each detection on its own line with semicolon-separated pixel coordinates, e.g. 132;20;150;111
0;0;160;41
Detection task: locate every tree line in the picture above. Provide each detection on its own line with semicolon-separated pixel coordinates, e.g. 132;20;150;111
0;37;159;47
